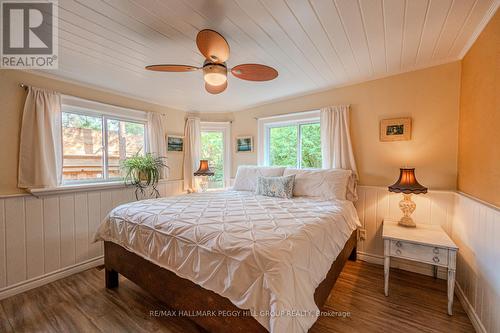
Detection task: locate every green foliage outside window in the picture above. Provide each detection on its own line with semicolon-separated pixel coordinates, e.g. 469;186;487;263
201;131;224;188
300;123;322;168
269;126;298;167
269;123;322;168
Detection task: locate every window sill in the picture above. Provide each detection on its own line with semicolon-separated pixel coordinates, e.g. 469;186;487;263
28;179;170;196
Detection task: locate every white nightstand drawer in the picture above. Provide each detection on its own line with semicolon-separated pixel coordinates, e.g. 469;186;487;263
390;240;448;266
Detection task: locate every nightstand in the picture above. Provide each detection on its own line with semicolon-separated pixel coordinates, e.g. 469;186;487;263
382;219;458;315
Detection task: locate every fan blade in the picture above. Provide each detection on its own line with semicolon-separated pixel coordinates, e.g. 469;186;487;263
205;81;227;94
231;64;278;81
145;64;199;72
196;29;230;63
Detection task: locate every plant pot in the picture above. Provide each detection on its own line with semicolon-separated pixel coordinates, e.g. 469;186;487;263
138;170;148;182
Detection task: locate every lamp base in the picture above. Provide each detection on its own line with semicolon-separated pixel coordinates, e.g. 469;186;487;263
398;193;417;228
198;176;208;192
398;216;416;228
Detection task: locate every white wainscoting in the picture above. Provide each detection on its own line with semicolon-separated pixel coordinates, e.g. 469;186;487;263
0;180;184;300
453;193;500;333
1;182;498;333
355;185;499;333
355;185;455;277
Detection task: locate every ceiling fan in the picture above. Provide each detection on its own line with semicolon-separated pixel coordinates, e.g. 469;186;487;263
145;29;279;94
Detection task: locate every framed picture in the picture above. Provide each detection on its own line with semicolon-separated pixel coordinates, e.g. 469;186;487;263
167;135;184;152
380;118;412;142
236;136;253;153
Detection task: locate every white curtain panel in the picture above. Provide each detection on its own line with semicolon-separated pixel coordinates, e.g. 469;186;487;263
18;87;62;189
147;112;168;179
183;117;201;191
320;105;358;201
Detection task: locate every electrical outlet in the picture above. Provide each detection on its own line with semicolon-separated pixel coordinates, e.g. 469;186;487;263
358;228;367;240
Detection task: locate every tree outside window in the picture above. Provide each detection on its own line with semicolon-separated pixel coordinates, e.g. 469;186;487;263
61;111;145;182
268;122;321;168
200;131;224;188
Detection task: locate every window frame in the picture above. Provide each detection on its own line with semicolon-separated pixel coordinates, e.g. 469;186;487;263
200;121;231;189
257;110;321;168
61;96;148;185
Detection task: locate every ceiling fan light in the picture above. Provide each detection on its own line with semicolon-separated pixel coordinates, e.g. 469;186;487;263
203;64;227;86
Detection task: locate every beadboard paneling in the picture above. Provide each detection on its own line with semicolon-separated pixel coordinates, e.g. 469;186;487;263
355;186;455;257
74;192;89;263
453;193;500;333
355;186;499;333
87;191;102;260
25;197;44;279
0;180;184;299
43;196;61;274
5;198;26;286
1;181;497;333
60;194;76;268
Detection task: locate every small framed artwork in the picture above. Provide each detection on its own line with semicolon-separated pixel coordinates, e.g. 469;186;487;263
380;118;412;142
167;135;184;152
236;136;253;153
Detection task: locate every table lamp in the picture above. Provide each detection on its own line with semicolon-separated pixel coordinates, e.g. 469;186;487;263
194;160;214;192
388;168;428;227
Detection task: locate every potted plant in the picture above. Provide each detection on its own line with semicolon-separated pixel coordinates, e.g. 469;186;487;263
122;153;168;200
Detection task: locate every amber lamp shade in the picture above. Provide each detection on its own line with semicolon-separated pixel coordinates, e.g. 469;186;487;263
388;168;427;228
194;160;214;176
388;168;427;194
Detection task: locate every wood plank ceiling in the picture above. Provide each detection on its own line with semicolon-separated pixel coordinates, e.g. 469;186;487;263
38;0;499;112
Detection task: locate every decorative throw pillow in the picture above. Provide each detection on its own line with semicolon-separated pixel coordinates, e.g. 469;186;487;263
255;175;295;199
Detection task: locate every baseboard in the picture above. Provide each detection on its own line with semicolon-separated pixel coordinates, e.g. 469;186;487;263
0;256;103;300
456;282;486;333
357;251;383;265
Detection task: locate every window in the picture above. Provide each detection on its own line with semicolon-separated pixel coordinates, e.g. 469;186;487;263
299;123;322;168
61;97;147;183
200;122;231;189
62;113;104;181
259;111;322;168
106;119;145;179
269;125;298;167
200;131;224;188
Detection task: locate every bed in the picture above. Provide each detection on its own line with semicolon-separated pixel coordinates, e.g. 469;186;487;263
95;167;360;333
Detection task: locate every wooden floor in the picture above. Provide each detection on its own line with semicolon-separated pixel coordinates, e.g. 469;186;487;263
0;261;474;333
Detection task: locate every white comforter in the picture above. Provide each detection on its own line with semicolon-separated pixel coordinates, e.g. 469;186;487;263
94;190;360;332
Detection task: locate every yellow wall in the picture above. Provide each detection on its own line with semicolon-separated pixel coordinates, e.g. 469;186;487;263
458;11;500;207
0;60;472;195
231;62;462;190
0;70;187;195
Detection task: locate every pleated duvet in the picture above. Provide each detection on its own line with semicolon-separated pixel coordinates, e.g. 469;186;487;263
94;190;360;332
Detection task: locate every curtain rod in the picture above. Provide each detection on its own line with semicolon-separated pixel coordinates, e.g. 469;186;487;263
253;105;350;120
18;83;149;115
253;109;321;120
19;83;226;121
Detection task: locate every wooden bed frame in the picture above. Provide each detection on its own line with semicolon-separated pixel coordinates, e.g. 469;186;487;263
104;229;357;333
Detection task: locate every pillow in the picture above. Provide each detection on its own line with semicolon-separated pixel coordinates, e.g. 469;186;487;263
233;166;286;191
283;168;352;200
255;175;295;199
